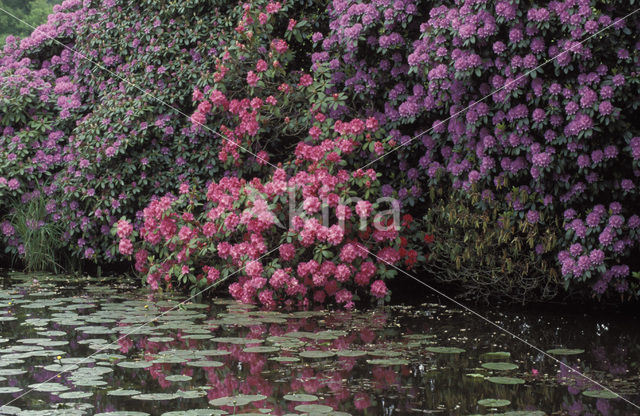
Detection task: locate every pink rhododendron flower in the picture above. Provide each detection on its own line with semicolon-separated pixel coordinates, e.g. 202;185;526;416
246;70;259;86
370;280;388;298
119;238;133;255
298;74;313;87
256;59;268;72
355;200;372;218
116;219;133;239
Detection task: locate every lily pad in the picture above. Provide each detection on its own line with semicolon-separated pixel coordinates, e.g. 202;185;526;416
0;405;20;414
186;360;224;368
43;364;79;372
161;410;228;416
478;398;511;407
181;334;213;340
0;368;27;376
367;350;402;357
176;390;207;399
335;350;367;357
299;350;335;359
582;389;618;399
0;387;22;394
212;337;263;345
27;382;69;392
243;346;280;354
63;358;96;365
425;346;466;354
268;356;300;363
482;351;511;360
487;376;526;385
294;404;333;413
117;361;153;369
209;394;267;407
58;391;94;399
73;379;108;387
366;358;410;366
283;393;318;402
107;389;141;396
132;393;180;400
148;337;175;343
94;413;150;416
196;349;231;357
546;348;584;356
481;362;518;371
166;375;192;382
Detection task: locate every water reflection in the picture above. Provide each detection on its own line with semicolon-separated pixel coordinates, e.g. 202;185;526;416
0;271;638;415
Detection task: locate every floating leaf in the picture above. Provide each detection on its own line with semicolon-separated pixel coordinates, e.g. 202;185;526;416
0;369;27;376
27;382;69;392
212;337;263;345
283;393;318;402
43;364;79;372
196;350;231;357
482;351;511;360
299;350;335;359
209;394;267;407
487;376;526;385
582;389;618;399
268;356;300;363
133;393;179;400
403;334;437;340
94;412;150;416
481;362;518;371
176;390;207;399
161;410;228;416
73;379;108;387
478;398;511;407
243;346;280;354
366;358;410;366
368;350;401;357
186;360;224;368
425;346;465;354
181;334;212;340
0;387;22;394
107;389;141;397
117;361;153;369
546;348;584;356
335;350;367;357
166;375;192;382
148;337;175;343
0;405;20;414
58;391;93;399
294;404;333;413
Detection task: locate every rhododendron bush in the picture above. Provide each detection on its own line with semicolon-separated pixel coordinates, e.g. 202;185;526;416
315;0;640;299
119;162;422;308
2;0;640;303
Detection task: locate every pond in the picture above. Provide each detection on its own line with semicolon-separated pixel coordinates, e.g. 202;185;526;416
0;271;638;416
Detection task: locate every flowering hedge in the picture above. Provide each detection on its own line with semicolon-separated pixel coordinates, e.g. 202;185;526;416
1;0;639;303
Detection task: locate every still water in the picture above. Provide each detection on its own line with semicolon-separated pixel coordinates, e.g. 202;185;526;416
0;271;638;415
